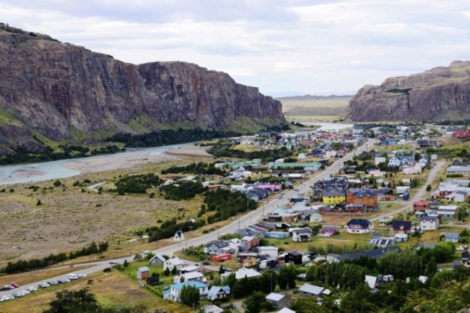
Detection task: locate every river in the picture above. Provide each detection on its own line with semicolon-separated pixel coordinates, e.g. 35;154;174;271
0;142;194;186
302;121;354;131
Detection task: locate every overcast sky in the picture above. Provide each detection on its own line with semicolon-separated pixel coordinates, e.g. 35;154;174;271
3;0;470;97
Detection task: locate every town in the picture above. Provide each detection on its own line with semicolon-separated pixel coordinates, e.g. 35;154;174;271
2;122;470;313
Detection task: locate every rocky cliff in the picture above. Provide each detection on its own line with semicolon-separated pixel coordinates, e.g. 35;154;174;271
348;61;470;122
0;24;284;153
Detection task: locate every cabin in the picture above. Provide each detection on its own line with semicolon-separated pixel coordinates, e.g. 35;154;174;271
137;267;150;280
346;219;373;234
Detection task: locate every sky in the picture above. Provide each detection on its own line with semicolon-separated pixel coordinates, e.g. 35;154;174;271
2;0;470;97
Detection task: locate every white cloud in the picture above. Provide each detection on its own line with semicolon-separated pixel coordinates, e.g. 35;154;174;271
2;0;470;95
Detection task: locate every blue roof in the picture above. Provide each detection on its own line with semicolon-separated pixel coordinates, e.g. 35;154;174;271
337;246;400;261
347;219;371;228
392;221;412;229
445;233;460;239
172;281;207;290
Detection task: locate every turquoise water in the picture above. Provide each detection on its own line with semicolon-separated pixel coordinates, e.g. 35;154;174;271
0;142;194;186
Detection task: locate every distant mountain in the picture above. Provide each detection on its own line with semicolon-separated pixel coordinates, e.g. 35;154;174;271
0;24;285;155
277;94;353;101
348;61;470;122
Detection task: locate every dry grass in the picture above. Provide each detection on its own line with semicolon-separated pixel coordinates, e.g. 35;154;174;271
0;265;93;286
0;270;193;313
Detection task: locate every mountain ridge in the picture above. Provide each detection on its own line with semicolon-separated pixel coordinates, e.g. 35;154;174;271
348;61;470;122
0;23;284;155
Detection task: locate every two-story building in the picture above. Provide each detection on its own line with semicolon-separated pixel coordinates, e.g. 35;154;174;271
163;281;209;302
420;216;439;231
346;219;373;234
292;228;312;242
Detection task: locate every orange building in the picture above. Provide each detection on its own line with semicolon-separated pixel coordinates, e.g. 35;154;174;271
347;190;378;208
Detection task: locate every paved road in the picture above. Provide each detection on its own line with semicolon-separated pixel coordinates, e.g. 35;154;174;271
0;139;376;297
369;161;445;222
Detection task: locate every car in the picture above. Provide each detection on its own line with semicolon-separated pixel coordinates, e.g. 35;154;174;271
11;292;23;298
39;283;50;289
109;261;117;265
67;274;79;280
10;282;19;288
202;261;210;265
0;285;13;291
77;273;87;278
294;188;300;192
277;195;283;199
27;286;37;292
47;280;58;285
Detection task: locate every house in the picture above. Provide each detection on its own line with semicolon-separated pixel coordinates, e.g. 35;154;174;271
413;201;430;212
149;254;166;267
346;190;378;208
322;190;346;204
375;157;386;165
420;216;439;231
205;240;231;255
285;251;303;265
173;272;206;284
222;267;261;280
178;265;202;275
310;213;324;222
392;221;412;234
365;275;379;290
388;157;401;168
207;286;231;301
437;205;458;218
346;219;373;234
163;281;209;302
258;246;279;259
445;233;460;243
278;308;296;313
137;267;150;280
321;226;338;235
164;257;185;272
241;236;259;252
266;292;292;308
202;305;223;313
292;228;312;242
298;283;331;299
447;166;470;176
173;230;185;241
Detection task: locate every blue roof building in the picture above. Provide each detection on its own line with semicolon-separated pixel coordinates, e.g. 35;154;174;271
163;281;209;302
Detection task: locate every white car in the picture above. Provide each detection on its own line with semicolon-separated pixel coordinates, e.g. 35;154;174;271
39;283;50;288
27;286;37;292
77;273;87;278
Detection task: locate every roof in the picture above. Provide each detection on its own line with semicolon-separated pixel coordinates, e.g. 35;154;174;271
347;219;371;228
232;268;261;279
392;221;412;229
299;283;326;295
335;246;400;261
149;254;166;263
266;292;285;301
172;281;207;290
420;216;439;222
278;308;296;313
138;266;150;272
445;233;460;240
182;272;204;280
202;305;223;313
206;240;228;248
208;286;230;297
292;228;312;234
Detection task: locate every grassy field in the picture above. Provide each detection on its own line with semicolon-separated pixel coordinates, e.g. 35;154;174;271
0;269;192;313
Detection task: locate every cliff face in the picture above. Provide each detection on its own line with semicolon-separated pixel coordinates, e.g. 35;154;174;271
348;61;470;122
0;24;284;153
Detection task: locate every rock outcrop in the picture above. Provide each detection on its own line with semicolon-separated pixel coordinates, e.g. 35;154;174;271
0;24;284;153
348;61;470;121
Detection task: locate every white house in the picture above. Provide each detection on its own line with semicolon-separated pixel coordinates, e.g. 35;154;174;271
173;272;206;284
292;228;312;242
164;257;185;272
258;246;279;259
388;157;401;167
222;267;261;280
365;275;378;289
310;213;324;222
173;230;185;241
298;283;331;299
420;216;439;231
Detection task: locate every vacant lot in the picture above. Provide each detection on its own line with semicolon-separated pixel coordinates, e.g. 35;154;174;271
0;157;209;268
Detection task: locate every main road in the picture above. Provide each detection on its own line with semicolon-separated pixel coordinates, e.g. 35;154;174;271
0;139;376;297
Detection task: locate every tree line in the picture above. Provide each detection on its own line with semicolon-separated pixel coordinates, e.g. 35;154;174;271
160;181;207;200
204;189;257;224
112;173;163;194
207;141;294;162
1;241;109;274
161;161;227;176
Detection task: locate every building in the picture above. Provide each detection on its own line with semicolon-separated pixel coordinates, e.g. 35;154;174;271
445;233;460;243
202;305;223;313
322;225;339;235
447;166;470;176
310;213;324;222
298;283;331;299
292;228;312;242
392;221;412;234
241;236;259;252
266;293;292;308
420;216;439;231
163;281;208;302
149;254;166;267
365;275;379;289
437;205;458;218
413;201;430;212
207;286;230;301
258;246;279;259
222;267;261;280
136;267;150;280
327;246;400;263
346;190;378;208
346;219;373;234
285;251;303;265
173;272;206;284
205;240;231;255
322;190;346;204
164;257;185;272
173;230;185;241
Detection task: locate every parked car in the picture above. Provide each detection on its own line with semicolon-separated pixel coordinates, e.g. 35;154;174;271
39;283;50;289
67;274;79;280
77;273;87;278
9;282;19;288
47;280;58;285
0;285;13;291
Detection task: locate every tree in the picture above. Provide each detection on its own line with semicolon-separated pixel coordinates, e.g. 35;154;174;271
426;184;432;192
219;265;224;275
180;285;200;307
123;259;129;268
53;180;62;187
164;267;170;276
171;267;177;275
278;264;296;290
244;291;265;313
45;288;99;313
36;200;42;206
